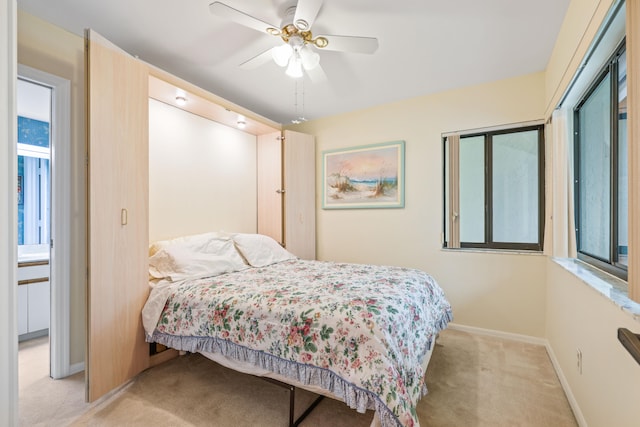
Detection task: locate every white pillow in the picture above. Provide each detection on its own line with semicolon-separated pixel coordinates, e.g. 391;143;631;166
149;236;247;281
232;233;296;267
148;231;223;257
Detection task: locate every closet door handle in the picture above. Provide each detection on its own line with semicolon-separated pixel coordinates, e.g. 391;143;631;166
276;189;286;194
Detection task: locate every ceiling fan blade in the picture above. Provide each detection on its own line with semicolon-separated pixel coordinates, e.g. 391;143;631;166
293;0;323;31
209;2;278;34
316;35;379;54
239;48;275;70
306;63;328;84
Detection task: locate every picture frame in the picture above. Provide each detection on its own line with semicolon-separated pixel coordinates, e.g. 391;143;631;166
322;140;405;209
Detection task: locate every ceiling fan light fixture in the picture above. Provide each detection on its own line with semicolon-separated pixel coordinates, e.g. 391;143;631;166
294;19;309;31
285;55;303;78
313;36;328;49
299;46;320;70
272;44;293;67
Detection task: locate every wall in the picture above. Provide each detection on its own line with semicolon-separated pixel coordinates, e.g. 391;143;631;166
1;0;18;425
546;260;640;426
545;0;617;116
544;0;640;425
17;11;85;365
293;72;548;338
148;99;258;242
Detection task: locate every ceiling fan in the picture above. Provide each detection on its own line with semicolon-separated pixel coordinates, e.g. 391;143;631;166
209;0;379;81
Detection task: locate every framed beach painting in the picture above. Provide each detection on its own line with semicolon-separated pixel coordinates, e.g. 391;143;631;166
322;140;405;209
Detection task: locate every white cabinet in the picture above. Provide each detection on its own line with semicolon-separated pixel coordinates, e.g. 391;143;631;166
28;281;50;332
257;130;316;260
17;262;50;340
18;285;28;335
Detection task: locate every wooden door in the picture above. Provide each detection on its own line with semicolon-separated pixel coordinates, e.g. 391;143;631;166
283;131;316;260
86;30;149;401
257;131;283;244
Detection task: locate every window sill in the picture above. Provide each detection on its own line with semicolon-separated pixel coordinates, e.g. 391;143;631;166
441;247;544;256
552;258;640;321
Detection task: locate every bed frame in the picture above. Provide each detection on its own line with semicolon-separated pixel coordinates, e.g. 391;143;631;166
199;342;436;427
262;377;325;427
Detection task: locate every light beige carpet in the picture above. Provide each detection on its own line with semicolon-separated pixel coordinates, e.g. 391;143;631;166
19;336;89;427
20;329;577;426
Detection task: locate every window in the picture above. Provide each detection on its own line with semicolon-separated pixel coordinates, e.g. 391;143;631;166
444;125;545;251
17;78;51;248
574;42;627;279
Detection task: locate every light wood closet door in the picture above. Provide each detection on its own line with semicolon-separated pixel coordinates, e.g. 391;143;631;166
257;131;283;245
86;30;149;401
283;130;315;260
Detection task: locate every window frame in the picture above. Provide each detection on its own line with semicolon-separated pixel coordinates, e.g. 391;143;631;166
17;115;51;247
573;41;627;280
443;124;546;252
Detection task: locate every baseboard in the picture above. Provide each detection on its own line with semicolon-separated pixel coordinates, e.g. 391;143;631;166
69;362;84;376
446;322;587;426
150;348;179;367
544;343;588;427
447;322;547;346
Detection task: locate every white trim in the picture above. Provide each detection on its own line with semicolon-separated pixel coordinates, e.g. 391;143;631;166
544;342;588;427
18;64;72;379
447;322;548;346
1;0;18;425
69;361;85;376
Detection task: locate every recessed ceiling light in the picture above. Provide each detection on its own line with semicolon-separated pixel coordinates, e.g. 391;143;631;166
237;115;246;129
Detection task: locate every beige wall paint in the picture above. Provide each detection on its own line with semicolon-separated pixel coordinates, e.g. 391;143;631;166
292;72;548;338
544;1;640;425
544;0;616;116
149;99;257;242
17;10;86;365
546;260;640;426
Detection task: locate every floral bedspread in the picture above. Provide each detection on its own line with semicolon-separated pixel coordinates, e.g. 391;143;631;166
145;259;452;427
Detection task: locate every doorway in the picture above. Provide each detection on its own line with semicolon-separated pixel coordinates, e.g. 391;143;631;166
17;64;71;380
17;77;51;346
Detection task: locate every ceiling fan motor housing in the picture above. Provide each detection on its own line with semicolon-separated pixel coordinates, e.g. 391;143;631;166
277;6;327;49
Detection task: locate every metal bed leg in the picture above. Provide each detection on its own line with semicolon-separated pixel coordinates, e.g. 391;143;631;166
261;378;325;427
288;384;295;427
291;392;324;427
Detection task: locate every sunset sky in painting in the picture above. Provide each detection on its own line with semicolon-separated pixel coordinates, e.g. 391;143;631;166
326;145;399;181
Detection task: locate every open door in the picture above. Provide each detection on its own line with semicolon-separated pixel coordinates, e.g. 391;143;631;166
257;131;284;245
85;29;149;401
282;130;315;260
257;130;315;259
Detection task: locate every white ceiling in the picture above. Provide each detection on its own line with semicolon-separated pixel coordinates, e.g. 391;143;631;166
17;0;571;125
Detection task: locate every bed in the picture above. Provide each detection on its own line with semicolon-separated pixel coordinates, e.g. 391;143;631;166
142;232;452;427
